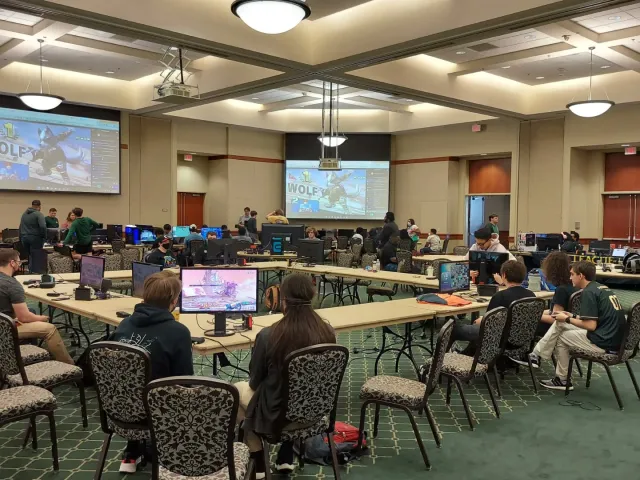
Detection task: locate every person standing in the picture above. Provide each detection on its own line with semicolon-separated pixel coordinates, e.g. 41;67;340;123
61;211;76;229
62;207;100;258
45;208;59;228
19;199;47;272
238;207;251;226
484;214;500;239
246;210;258;242
266;209;289;224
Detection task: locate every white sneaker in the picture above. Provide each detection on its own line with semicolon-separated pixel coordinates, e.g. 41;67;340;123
275;463;295;474
119;455;142;474
255;473;266;480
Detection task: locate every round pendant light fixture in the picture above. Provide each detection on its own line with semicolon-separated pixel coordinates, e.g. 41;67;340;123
231;0;311;35
318;82;348;150
566;47;614;118
18;39;64;111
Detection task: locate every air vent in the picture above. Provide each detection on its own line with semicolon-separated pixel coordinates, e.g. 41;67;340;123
468;43;499;52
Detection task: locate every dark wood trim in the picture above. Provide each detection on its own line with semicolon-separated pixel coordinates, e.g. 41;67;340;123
208;154;283;164
120;144;129;150
392;156;458;166
418;233;463;240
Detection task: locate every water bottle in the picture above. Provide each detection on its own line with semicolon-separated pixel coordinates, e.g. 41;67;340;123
426;265;434;277
373;260;379;272
528;270;541;292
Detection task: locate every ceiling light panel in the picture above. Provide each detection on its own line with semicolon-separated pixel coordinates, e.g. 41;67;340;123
0;8;42;26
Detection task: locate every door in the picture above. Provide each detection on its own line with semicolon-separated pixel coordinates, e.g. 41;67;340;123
178;193;205;227
602;195;632;242
466;196;485;247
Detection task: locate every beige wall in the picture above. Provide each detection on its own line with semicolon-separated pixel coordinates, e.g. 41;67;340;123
569;149;604;239
175;120;227;155
177;155;209;193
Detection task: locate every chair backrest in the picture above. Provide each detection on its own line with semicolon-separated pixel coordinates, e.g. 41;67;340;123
323;237;333;250
336;236;349;250
189;239;206;261
506;297;547;348
121;247;141;270
13;241;28;260
350;236;362;245
111;240;125;253
453;245;469;256
396;249;413;273
516;255;526;266
423;319;454;397
351;243;363;261
48;253;74;273
361;253;377;269
619;301;640;361
278;344;349;435
473;307;509;368
441;238;450;254
336;252;353;268
90;341;151;429
363;238;376;254
398;239;412;252
145;377;240;479
431;259;444;280
0;313;28;385
104;253;123;271
569;289;583;315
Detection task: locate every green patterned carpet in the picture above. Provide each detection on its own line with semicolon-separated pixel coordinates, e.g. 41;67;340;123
2;287;640;480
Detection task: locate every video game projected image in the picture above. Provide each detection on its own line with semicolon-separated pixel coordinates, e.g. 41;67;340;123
181;269;258;313
285;160;389;220
0;107;120;193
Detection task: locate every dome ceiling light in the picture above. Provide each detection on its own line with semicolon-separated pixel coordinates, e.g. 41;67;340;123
231;0;311;35
566;47;614;118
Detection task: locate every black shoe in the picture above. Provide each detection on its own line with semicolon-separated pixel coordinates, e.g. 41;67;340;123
540;377;573;391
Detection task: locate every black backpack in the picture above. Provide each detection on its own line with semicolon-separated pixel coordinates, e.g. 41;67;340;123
623;250;640;274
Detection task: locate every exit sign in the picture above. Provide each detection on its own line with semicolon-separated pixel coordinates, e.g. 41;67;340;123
471;124;484;132
184;154;193;161
625;146;637;156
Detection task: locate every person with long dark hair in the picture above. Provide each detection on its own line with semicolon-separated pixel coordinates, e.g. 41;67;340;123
235;274;336;479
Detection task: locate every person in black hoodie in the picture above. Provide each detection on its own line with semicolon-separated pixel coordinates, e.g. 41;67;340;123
19;199;47;271
111;270;193;474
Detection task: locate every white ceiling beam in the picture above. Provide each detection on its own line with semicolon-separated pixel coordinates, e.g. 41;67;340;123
449;42;576;76
0;20;75;70
52;34;163;66
340;95;412;113
599;26;640;45
281;84;364;99
0;19;32;40
259;96;322;112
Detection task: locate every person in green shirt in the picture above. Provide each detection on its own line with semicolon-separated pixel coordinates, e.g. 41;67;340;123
44;207;59;229
483;214;500;239
62;207;100;258
530;261;626;391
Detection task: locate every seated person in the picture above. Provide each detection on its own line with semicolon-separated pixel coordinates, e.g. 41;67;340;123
266;209;289;225
111;270;193;473
306;227;319;239
61;207;100;259
206;230;218;240
561;231;580;253
233;226;253;243
451;260;534;355
537;251;576;336
531;261;626;391
0;249;74;364
234;274;336;478
146;237;177;268
351;227;364;244
381;232;400;272
163;224;173;239
420;229;442;254
184;224;204;248
152;227;165;249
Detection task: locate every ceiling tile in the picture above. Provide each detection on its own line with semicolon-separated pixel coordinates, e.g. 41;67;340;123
0;7;42;26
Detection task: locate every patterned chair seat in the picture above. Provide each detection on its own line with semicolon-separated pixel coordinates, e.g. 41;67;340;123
360;375;426;409
504;345;529;361
568;347;632;365
108;420;150;441
158;442;250;480
20;344;51;365
6;361;83;388
0;385;56;422
426;352;488;377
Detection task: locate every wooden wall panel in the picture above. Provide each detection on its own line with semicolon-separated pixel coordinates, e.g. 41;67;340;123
605;153;640;192
602;195;632;240
468;158;511;194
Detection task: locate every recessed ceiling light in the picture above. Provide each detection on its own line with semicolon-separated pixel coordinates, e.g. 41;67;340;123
456;50;466;55
405;99;413;102
480;153;487;156
41;59;48;62
524;34;536;40
106;70;115;74
501;65;511;69
601;65;611;69
536;76;545;80
622;144;630;147
252;97;259;100
609;15;621;21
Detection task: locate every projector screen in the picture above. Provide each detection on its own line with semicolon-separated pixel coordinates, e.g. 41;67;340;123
0;107;120;194
285;160;390;220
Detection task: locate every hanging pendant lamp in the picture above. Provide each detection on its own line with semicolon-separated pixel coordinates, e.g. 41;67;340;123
318;82;347;147
566;47;614;118
18;39;64;111
231;0;311;35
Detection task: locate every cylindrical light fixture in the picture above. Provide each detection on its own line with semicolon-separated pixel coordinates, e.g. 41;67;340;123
18;39;65;111
231;0;311;35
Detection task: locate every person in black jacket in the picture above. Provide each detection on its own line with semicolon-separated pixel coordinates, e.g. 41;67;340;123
111;270;193;474
246;210;259;242
19;199;47;272
235;274;336;479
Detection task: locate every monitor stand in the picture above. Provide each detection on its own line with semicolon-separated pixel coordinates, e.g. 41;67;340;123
204;312;235;337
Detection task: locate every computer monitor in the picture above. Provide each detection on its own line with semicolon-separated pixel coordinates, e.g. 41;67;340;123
180;268;259;314
261;224;305;248
469;251;509;285
525;233;536;247
92;228;108;243
125;226;141;245
590;240;612;255
201;227;223;239
140;229;155;243
136;224;153;232
205;239;226;263
439;261;470;294
79;255;105;289
224;239;251;264
46;228;60;244
338;228;355;239
536;233;563;252
132;261;163;298
298;238;325;265
612;248;628;258
173;226;189;238
107;224;123;241
2;228;19;240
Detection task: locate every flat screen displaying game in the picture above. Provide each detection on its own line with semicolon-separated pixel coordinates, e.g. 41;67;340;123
0;107;120;193
439;261;470;293
201;227;223;239
285;160;390;220
80;255;105;289
173;226;189;238
180;268;258;313
132;262;163;298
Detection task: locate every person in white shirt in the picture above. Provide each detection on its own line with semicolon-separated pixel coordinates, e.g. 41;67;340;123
238;207;251;226
465;226;515;283
420;228;441;254
351;227;365;244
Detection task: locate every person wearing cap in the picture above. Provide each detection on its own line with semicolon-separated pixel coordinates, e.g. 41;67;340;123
183;224;204;248
146;236;177;268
